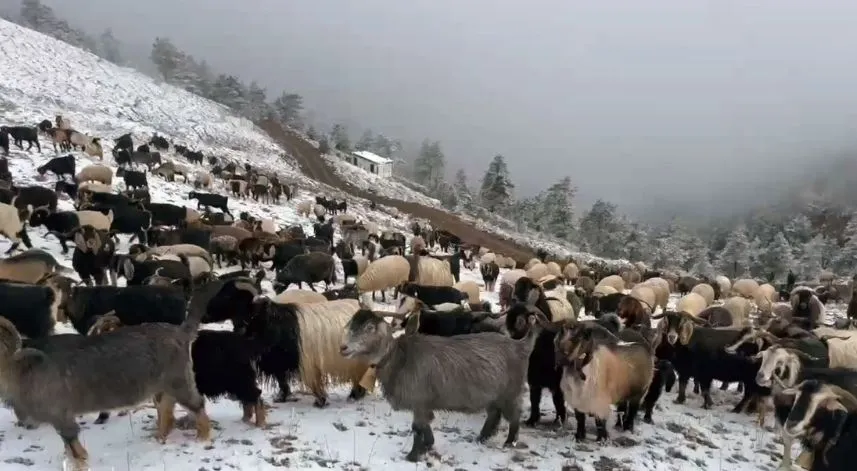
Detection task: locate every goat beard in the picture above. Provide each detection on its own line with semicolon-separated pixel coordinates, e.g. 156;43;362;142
571;353;590;381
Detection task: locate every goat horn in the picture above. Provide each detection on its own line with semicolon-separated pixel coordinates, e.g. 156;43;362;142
381;312;407;319
651;313;666;320
829;385;857;411
821;335;851;342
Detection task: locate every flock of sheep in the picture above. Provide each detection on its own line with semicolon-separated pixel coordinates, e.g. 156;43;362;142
0;115;855;471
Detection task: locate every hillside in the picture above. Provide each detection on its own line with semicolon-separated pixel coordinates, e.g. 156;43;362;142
0;18;806;471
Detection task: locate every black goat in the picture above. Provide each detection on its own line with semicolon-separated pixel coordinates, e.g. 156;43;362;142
397;282;468;307
188;191;230;215
29;208;79;253
0;126;40;152
273;252;336;293
0;281;60;338
37;155;75;180
64;284;186;335
122;170;148;190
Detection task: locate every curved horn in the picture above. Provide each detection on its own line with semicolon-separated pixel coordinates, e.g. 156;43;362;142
651;313;666;320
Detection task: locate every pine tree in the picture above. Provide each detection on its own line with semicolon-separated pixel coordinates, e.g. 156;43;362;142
579;199;625;258
150;37;184;81
717;226;751;278
479;154;514;211
318;136;331;154
452;169;473;209
355;130;375;151
99;28;122;64
20;0;53;30
540;176;576;240
413;140;445;189
209;74;248;111
835;214;857;273
784;214;814;259
306;126;319;141
758;232;795;282
689;249;715;278
624;223;649;263
272;92;303;126
372;134;398;157
241;81;270;121
799;235;826;281
330;124;350;151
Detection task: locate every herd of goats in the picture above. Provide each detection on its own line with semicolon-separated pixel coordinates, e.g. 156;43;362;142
0;116;853;471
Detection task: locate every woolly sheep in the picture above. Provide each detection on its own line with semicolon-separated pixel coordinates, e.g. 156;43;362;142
75;164;112;185
620;269;641;288
640;278;670;312
258;219;278;234
357;255;410;302
633;261;647;273
771;302;793;320
274;290;327;304
502;269;527;287
675;293;707;316
297;200;313;217
593;284;618;297
596;275;626;294
193;171;212;189
78;182;112;194
0;202;29;252
526;262;549;281
563;262;579;281
313;204;326;218
453;280;480;304
721;296;752;327
523;258;541;270
363;221;379;235
76;210;112;232
628;285;657;313
496;255;516;269
145;244;214;266
150;253;211;280
480;252;496;264
732;278;759;298
714;275;731;299
416;257;454;286
411;236;426;255
545;261;562;278
819;270;836;284
690;283;715;306
815;332;857;369
753;283;778;313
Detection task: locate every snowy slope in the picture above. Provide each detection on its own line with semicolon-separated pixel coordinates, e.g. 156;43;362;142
0;18;799;471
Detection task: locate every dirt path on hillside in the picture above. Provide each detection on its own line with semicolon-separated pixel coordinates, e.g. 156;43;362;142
258;119;536;262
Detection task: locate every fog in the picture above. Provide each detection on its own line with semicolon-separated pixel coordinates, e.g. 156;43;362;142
19;0;857;219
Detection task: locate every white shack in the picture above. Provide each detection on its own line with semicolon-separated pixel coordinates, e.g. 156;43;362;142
345;150;393;178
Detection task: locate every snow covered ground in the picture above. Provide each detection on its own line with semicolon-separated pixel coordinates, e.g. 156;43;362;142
0;17;817;471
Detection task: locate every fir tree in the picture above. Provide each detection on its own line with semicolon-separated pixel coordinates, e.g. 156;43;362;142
330;124;350;151
540;176;576;240
452;169;473;209
758;232;795;282
318;136;331;154
479;154;514;211
306;126;319;141
413;140;445;189
355;129;374;151
242;81;270;121
209;74;248;111
835;214;857;273
150;37;183;81
717;226;751;278
799;235;826;281
272;92;303;126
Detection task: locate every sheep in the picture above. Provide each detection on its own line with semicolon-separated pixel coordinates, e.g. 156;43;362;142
526;262;550;281
628;285;656;313
480;252;496;264
732;278;760;298
245;298;372;406
514;276;576;321
675;292;707;317
596;274;626;293
147;253;212;283
0;249;71;283
790;286;825;330
322;286;360;301
639;277;670;312
209;236;238;267
341;255;370;284
89;315;265;427
397;282;468;309
274;252;336;292
722;296;752;327
697;306;737;327
0;302;209;470
563;262;579;283
297;200;313;217
593;284;618;297
142;243;214;267
523;258;541;270
676;276;699;295
36;154;75;180
554;322;655;441
480;261;500;292
274;290;328;304
691;283;715;306
0;202;32;253
356;255;410;302
70;132;102;159
453;280;481;304
340;307;538;461
193;171;213;189
714;275;731;299
754;283;779;313
313;203;326;219
75;164;112;186
76;209;112;231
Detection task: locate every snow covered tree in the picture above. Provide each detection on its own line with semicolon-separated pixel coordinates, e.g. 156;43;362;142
579;199;629;259
272;92;303;126
99;28;122;64
241;81;270;121
434;181;458;209
689;249;715;278
624;223;650;263
413;140;445;189
208;74;248;111
799;235;826;281
835;214;857;273
757;232;795;282
372;134;399;158
355;130;374;151
20;0;52;30
784;214;814;259
150;37;184;81
306;126;319;141
318;136;331;155
453;169;473;209
717;226;751;278
330;124;350;151
479;154;514;212
539;176;577;240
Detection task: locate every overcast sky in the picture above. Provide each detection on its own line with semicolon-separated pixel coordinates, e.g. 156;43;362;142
20;0;857;219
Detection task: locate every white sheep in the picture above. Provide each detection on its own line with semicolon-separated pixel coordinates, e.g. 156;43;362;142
313;204;326;219
363;221;379;235
75;164;112;185
146;244;214;266
721;296;752;327
333;214;357;226
357;255;410;301
453;280;481;304
814;331;857;369
78;182;112;195
714;275;731;299
545;261;562;278
496;255;517;269
563;262;579;281
480;252;496;264
416;257;454;286
0;203;26;249
691;283;715;306
501;269;527;288
297;200;313;217
150;253;211;279
411;236;426;254
76;210;112;232
633;261;648;273
193;171;212;189
731;278;759;298
675;293;707;317
753;283;778;313
639;277;670;312
274;290;327;304
629;285;657;313
523;258;541;270
526;262;549;282
593;285;618;297
258;219;278;235
596;275;626;294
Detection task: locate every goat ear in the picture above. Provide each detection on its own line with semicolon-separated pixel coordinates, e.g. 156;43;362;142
404;312;421;336
122;258;134;280
679;321;694;345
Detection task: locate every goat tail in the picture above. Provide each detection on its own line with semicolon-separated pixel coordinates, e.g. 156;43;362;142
181;292;205;336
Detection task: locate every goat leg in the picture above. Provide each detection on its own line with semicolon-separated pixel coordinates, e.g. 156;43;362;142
524;387;541;426
476;405;502;443
550;387;567;425
574;410;587;441
623;401;641;432
731;385;753;413
594;417;609;442
501;401;522;447
675;376;690;404
94;411;110;424
698;378;715;409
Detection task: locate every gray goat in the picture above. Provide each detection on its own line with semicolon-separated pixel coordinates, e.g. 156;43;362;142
0;303;210;470
340;308;539;462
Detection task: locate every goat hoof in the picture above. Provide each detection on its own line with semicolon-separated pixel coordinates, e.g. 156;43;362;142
313;397;328;408
348;385;367;401
475;434;490;444
643;416;653;424
674;397;686;405
405;450;423;462
502;440;517;448
524;418;538;427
